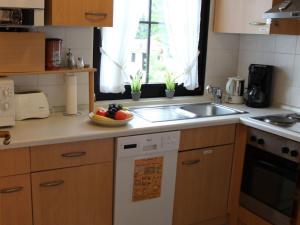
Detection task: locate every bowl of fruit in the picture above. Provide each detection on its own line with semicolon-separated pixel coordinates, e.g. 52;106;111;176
89;104;134;127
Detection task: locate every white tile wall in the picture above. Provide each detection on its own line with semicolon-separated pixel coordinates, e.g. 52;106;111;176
238;34;300;108
11;0;240;108
204;0;240;92
11;27;93;107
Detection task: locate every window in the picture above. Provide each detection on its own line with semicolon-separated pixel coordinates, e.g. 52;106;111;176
93;0;210;101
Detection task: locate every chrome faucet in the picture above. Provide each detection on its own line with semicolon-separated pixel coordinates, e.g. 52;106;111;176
206;85;223;104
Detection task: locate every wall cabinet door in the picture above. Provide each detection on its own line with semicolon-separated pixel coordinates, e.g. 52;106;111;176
173;145;233;225
32;163;113;225
0;175;33;225
214;0;272;34
46;0;113;27
214;0;300;35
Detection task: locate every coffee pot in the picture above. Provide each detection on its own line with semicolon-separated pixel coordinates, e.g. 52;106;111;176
226;77;245;104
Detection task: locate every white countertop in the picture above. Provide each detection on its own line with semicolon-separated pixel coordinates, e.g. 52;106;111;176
1;97;299;149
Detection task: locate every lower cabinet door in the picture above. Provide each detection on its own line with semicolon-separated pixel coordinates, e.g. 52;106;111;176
0;174;33;225
173;145;234;225
31;163;113;225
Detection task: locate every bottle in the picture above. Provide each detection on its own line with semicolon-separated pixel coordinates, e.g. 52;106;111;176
66;49;76;69
77;57;84;69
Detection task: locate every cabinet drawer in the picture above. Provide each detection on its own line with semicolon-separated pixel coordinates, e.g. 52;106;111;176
180;124;236;151
31;139;114;171
0;148;30;177
0;174;33;225
32;163;113;225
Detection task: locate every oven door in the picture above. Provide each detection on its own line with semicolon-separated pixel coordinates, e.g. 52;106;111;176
241;145;299;225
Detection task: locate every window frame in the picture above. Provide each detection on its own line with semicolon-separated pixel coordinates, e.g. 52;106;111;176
93;0;211;101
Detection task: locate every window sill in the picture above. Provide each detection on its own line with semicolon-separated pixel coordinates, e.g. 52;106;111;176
94;95;212;109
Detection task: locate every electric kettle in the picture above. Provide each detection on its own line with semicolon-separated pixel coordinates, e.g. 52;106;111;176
226;77;245;104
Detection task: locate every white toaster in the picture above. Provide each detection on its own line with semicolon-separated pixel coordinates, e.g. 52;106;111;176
15;91;50;121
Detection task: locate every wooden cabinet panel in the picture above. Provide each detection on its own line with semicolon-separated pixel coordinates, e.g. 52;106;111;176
180;124;236;151
32;163;113;225
46;0;113;27
0;175;33;225
214;0;300;35
173;145;234;225
0;148;30;177
0;32;45;73
31;139;114;171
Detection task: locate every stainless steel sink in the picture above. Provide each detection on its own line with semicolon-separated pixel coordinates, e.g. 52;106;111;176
130;103;247;123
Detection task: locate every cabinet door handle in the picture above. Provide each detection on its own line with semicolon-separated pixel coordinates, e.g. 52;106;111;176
61;151;86;158
249;21;267;26
40;180;64;188
182;159;200;166
0;186;23;194
85;12;108;18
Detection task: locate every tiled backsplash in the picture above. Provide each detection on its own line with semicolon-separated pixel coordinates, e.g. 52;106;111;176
238;34;300;108
11;27;93;107
9;7;240;108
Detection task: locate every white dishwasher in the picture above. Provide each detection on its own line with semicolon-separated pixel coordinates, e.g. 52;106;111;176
115;131;180;225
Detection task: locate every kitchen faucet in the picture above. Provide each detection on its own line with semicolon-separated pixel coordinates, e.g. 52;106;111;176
0;131;11;145
206;85;223;104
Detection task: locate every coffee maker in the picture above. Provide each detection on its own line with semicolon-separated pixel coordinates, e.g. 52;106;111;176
246;64;273;108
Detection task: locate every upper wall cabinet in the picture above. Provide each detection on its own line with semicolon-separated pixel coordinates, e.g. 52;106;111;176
214;0;300;35
45;0;113;27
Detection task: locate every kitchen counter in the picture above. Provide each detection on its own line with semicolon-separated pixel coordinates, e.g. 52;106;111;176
1;97;298;149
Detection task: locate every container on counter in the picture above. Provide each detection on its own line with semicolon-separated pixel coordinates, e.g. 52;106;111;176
45;38;62;70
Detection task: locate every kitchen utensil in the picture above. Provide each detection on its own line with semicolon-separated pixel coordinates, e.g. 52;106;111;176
226;77;245;104
46;38;62;70
89;112;133;127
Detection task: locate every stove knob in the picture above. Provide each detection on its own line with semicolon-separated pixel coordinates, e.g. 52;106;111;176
257;139;265;145
250;136;257;142
282;147;290;154
291;150;299;158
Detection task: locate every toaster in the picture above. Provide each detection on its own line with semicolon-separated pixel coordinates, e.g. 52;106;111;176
0;78;15;127
15;91;50;121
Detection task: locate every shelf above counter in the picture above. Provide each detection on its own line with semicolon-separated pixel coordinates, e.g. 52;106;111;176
0;68;97;113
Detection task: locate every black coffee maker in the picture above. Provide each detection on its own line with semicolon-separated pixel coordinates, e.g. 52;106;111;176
246;64;274;108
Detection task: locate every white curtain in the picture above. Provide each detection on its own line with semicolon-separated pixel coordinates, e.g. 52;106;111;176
100;0;143;93
163;0;202;90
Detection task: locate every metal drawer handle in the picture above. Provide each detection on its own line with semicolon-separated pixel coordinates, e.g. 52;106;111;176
0;186;23;194
85;12;108;17
40;180;64;188
182;159;200;166
61;151;86;158
249;21;267;26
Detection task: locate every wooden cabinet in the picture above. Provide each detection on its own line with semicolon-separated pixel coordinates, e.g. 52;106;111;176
0;175;33;225
180;124;236;151
31;139;114;171
32;163;113;225
173;145;234;225
46;0;113;27
0;148;30;177
214;0;300;35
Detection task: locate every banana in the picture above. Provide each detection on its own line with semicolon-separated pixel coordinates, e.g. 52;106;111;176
92;114;114;122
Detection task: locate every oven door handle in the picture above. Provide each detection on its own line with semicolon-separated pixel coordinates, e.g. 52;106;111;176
257;160;280;170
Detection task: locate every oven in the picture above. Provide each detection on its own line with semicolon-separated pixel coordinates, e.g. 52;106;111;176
240;128;300;225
